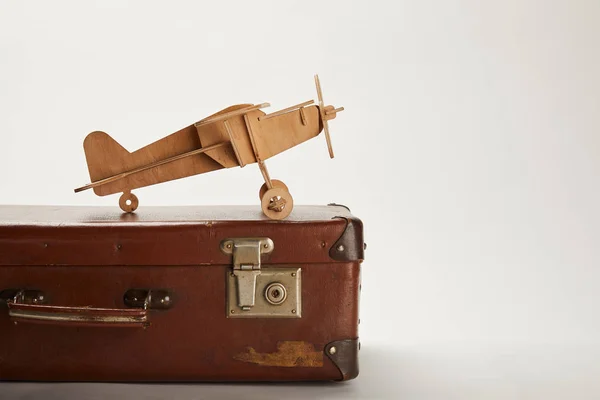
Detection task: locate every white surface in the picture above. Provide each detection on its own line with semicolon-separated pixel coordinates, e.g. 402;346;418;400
1;0;600;398
2;345;600;399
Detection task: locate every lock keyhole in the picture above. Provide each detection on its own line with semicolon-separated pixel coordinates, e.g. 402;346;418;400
265;282;287;305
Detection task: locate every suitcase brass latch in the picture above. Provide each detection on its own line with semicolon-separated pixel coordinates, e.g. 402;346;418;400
221;238;301;318
221;237;273;311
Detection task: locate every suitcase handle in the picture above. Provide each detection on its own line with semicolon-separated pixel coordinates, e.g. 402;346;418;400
8;302;148;327
5;289;171;328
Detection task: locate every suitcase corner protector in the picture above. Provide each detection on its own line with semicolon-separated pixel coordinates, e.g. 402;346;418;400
325;338;360;381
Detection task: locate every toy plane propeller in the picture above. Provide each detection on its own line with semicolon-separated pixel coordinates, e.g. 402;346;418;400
75;75;344;220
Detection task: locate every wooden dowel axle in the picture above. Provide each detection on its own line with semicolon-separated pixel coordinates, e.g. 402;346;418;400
258;160;273;189
325;107;344;115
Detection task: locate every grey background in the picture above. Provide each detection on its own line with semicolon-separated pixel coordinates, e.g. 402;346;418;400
1;0;599;398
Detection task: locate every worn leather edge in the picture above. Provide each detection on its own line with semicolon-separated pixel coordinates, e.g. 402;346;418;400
324;338;360;381
329;217;365;262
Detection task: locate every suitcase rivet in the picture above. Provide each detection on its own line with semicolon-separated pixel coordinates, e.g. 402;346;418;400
337;245;345;252
329;346;337;355
321;241;326;248
291;309;296;314
230;310;235;314
291;272;296;277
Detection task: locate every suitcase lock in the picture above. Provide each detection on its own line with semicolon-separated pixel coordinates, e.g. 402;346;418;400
221;238;301;318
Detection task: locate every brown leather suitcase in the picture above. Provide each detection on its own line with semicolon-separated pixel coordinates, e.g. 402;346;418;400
0;204;364;382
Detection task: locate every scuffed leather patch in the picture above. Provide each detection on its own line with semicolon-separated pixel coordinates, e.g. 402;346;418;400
234;341;323;367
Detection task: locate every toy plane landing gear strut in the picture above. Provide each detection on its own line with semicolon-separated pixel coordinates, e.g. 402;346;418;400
74;75;343;220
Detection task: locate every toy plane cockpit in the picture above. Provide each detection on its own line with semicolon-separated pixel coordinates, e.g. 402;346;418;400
75;75;343;220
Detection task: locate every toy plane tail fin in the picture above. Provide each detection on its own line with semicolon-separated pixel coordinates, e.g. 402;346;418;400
82;131;132;194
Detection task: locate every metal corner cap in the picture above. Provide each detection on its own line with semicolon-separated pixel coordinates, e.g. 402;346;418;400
325;338;360;381
329;217;364;262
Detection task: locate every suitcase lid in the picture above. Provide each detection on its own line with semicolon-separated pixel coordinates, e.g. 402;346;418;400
0;205;364;266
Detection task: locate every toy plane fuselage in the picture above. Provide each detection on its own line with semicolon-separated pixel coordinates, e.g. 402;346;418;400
82;103;326;196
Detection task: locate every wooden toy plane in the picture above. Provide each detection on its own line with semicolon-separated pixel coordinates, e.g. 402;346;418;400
75;75;343;219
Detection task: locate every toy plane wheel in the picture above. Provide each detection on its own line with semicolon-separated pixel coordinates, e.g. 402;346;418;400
261;187;294;220
258;179;289;201
119;191;139;213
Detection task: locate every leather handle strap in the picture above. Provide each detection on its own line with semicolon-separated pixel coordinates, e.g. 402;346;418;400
2;289;172;327
7;302;149;328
